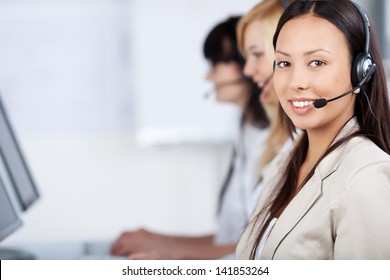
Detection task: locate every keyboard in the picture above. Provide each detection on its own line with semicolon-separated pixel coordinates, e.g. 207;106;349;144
82;241;126;260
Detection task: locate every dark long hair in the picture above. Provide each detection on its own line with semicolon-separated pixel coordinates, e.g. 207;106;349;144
249;0;390;259
203;16;269;129
203;16;270;212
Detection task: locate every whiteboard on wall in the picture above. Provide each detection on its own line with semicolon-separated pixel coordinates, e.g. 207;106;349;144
131;0;260;146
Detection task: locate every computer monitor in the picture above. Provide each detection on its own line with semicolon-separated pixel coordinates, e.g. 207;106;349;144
0;95;39;211
0;177;22;242
0;173;36;260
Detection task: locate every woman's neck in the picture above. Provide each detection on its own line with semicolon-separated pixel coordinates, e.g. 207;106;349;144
297;116;353;190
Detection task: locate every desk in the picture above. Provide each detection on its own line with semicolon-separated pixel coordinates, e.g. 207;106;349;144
1;241;94;260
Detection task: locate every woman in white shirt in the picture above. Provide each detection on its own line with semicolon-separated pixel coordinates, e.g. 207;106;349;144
236;0;292;218
110;16;270;259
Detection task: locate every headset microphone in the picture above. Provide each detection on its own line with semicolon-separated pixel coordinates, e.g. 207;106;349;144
313;63;376;109
204;77;247;98
215;77;247;90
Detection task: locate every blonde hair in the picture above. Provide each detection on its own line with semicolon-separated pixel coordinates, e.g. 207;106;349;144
237;0;285;59
237;0;289;175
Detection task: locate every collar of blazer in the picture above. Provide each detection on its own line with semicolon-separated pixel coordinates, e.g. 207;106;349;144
261;117;363;259
317;117;361;179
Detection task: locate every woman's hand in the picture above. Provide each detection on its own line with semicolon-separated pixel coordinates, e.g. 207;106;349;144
110;228;167;256
127;250;166;260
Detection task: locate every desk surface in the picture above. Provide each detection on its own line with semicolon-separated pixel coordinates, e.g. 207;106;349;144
0;240;113;260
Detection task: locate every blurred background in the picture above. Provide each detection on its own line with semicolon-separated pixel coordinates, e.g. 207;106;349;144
0;0;389;245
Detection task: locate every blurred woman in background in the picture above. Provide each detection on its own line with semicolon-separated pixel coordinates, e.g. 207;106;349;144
110;15;270;259
236;0;292;219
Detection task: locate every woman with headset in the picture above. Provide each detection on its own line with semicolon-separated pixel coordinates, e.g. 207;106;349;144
110;16;270;260
236;0;292;213
236;0;390;259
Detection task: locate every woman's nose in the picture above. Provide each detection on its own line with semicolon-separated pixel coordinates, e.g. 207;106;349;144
205;70;213;81
243;61;256;78
290;66;309;90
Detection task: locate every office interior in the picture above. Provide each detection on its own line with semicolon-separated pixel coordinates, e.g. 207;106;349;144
0;0;389;259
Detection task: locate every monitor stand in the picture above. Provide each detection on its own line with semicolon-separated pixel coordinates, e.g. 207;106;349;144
0;247;36;260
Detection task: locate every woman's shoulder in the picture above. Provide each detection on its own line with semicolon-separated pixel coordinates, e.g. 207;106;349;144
343;136;390;166
332;137;390;216
345;137;390;184
317;135;389;178
331;136;390;196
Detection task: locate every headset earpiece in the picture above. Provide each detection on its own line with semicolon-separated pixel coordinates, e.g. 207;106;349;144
350;1;376;88
351;52;373;86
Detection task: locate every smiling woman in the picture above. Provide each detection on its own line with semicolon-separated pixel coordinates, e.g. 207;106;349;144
236;0;390;260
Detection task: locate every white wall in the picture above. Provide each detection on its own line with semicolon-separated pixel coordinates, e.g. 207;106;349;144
131;0;259;145
0;0;259;246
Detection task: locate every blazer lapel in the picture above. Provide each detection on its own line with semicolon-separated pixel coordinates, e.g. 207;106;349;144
260;118;362;259
261;170;323;259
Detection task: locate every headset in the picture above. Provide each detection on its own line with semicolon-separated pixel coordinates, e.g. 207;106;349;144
280;0;290;8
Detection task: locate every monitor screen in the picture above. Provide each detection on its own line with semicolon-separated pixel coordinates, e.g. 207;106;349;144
0;177;23;242
0;95;39;211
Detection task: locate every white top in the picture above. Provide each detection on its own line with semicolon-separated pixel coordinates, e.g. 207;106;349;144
256;217;278;259
247;136;296;216
214;122;268;246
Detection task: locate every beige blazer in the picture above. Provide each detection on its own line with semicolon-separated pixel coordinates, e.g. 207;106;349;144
236;118;390;259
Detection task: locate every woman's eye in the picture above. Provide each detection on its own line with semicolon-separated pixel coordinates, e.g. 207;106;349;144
277;61;290;68
309;60;325;67
249;52;263;59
